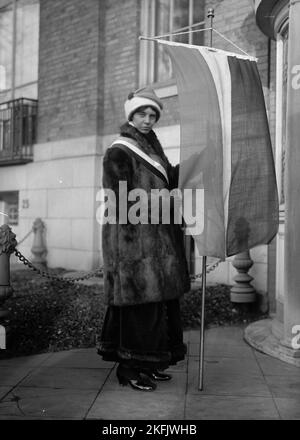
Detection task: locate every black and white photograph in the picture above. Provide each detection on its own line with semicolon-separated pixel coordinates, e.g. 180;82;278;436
0;0;299;426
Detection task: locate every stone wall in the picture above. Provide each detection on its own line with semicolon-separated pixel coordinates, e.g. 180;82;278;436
37;0;105;142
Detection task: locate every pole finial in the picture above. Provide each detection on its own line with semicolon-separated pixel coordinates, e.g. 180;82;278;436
207;7;215;18
207;8;214;47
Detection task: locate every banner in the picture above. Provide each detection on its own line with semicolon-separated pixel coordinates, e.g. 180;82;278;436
159;40;279;259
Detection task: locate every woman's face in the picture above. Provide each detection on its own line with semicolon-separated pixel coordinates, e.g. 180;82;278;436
131;106;157;134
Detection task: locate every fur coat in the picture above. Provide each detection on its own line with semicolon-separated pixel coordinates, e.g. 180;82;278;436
102;122;190;306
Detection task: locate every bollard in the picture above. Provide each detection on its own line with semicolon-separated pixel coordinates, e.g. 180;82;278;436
31;218;47;269
0;224;17;337
230;217;256;304
230;250;256;303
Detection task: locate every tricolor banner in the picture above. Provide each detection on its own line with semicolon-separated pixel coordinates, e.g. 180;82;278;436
159;40;279;259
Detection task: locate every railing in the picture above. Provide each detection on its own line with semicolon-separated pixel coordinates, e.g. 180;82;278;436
0;98;37;166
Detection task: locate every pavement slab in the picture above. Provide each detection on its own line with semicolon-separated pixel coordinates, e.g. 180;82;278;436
188;358;272;397
18;367;112;390
189;355;262;376
264;374;300;398
0;353;52;367
273;397;300;420
0;386;98;419
185;394;280;420
86;388;186;420
254;351;300;376
188;341;256;359
0;365;37;387
188;326;247;346
188;372;272;397
0;387;12;400
40;349;115;369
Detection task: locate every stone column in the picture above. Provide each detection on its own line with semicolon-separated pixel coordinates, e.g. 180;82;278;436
283;0;300;350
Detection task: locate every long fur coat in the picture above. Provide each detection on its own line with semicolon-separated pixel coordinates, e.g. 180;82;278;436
102;122;190;306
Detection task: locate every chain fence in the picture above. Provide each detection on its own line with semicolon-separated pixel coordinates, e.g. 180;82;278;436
14;249;103;285
190;258;222;281
13;248;221;286
16;229;33;246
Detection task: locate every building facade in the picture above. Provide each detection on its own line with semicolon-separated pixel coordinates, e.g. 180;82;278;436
1;0;297;362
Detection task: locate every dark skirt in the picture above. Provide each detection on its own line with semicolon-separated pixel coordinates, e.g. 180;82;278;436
97;298;186;371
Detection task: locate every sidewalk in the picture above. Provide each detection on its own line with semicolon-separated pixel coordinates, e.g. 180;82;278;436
0;325;300;420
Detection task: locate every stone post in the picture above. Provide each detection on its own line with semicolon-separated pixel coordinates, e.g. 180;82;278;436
230;217;256;303
230;250;256;303
0;224;17;343
31;218;47;269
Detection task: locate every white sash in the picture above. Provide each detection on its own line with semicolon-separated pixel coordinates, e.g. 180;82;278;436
110;139;169;184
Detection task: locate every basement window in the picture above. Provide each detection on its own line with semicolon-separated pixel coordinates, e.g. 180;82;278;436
0;190;19;225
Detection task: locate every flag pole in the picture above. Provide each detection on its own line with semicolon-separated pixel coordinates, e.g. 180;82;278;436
198;7;215;392
208;7;214;48
198;254;207;391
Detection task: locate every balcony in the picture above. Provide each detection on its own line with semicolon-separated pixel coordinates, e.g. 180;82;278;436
0;98;37;166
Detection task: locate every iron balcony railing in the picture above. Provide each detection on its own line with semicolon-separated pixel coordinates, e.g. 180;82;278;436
0;98;37;166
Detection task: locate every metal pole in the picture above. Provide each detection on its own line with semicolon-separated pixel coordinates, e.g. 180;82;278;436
198;7;215;392
198;255;207;390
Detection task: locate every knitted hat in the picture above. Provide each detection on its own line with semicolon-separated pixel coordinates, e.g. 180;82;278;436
124;87;163;121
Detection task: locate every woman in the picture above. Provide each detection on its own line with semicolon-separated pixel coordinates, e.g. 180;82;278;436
98;87;190;391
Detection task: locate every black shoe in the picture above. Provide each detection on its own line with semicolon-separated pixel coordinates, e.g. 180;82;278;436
142;369;172;381
116;365;157;391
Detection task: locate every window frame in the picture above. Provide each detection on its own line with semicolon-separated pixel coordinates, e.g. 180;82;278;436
0;190;19;226
0;0;39;102
139;0;205;96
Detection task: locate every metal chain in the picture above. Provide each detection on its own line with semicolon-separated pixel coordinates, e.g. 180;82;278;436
17;229;33;246
190;258;222;281
14;249;220;285
14;249;103;284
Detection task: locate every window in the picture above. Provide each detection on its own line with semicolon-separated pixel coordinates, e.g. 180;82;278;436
0;97;37;163
0;0;39;103
0;191;19;225
140;0;205;86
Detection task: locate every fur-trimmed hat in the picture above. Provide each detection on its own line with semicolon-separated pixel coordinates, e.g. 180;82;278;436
124;86;163;121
